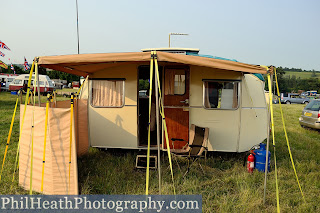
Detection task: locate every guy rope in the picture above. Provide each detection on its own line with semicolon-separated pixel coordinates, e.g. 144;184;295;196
273;67;305;203
263;65;306;212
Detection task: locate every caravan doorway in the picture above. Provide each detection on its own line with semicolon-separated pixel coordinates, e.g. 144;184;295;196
163;67;190;149
137;66;162;147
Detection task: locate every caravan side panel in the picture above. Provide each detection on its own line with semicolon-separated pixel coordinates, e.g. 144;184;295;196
88;64;138;149
238;74;268;152
189;66;242;152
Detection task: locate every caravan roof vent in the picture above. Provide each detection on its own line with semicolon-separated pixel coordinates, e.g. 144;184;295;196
141;47;200;55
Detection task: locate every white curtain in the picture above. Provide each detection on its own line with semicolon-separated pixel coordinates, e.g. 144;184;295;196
92;80;124;107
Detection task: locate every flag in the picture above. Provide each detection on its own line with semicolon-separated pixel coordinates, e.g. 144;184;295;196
0;41;11;51
11;63;15;74
24;57;30;71
0;60;8;69
0;51;4;57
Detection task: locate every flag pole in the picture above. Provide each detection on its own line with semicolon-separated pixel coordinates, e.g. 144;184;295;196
76;0;80;54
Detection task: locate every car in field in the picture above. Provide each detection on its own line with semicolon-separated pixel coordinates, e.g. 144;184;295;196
281;93;310;104
299;100;320;130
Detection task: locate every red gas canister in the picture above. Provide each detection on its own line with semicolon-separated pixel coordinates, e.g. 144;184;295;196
247;153;255;173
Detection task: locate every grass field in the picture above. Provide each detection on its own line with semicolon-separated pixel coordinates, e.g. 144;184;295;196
0;91;320;212
284;71;320;79
55;88;79;92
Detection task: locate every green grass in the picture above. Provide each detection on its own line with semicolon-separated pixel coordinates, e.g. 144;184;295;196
284;71;320;79
55;88;78;92
1;91;320;212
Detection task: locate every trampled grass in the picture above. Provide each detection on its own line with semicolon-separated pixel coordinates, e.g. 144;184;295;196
0;91;320;212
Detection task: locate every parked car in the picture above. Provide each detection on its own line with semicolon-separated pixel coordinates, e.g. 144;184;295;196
299;100;320;129
281;93;310;104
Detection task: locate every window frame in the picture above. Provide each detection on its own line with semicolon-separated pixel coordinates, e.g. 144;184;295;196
164;69;186;96
305;100;320;111
202;79;241;110
90;78;126;108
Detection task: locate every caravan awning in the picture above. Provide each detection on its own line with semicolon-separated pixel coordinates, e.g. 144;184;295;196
38;51;268;76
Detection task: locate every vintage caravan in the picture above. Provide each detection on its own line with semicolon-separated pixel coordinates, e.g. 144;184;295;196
9;74;55;93
37;48;268;152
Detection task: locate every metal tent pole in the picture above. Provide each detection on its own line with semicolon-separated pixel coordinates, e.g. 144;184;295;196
35;61;41;106
263;97;271;204
263;67;273;204
155;55;161;194
76;0;80;54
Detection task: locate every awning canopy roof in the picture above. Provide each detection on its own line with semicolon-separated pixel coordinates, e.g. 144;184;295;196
38;51;267;76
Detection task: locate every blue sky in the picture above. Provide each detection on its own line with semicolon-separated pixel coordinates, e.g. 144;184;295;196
1;0;320;70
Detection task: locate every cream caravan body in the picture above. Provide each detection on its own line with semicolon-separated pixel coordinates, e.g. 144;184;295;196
38;48;268;152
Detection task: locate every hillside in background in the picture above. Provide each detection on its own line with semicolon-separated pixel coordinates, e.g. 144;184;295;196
284;71;320;79
272;66;320;93
280;67;320;79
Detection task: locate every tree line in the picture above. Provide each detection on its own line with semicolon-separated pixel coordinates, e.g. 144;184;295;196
0;64;80;83
265;67;320;93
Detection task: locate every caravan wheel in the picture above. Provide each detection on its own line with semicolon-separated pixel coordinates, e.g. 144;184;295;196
286;101;291;104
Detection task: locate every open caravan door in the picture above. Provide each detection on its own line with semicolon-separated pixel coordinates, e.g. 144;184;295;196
163;67;190;149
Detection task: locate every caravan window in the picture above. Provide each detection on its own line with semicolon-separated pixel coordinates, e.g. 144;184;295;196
203;80;239;109
91;79;125;107
165;69;186;95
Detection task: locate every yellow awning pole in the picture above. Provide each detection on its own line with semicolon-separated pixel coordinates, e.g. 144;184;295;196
12;61;35;184
40;94;51;193
76;76;87;97
267;72;280;213
29;62;39;195
0;90;21;182
68;94;74;195
35;61;41;106
274;67;306;203
154;51;176;195
145;52;154;195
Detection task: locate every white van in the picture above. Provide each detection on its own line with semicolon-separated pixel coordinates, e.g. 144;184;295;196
0;73;19;91
9;74;55;93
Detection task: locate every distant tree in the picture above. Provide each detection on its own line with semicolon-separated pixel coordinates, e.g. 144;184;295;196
311;69;317;77
0;64;26;74
139;79;150;91
38;67;47;75
275;66;288;93
47;70;80;83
